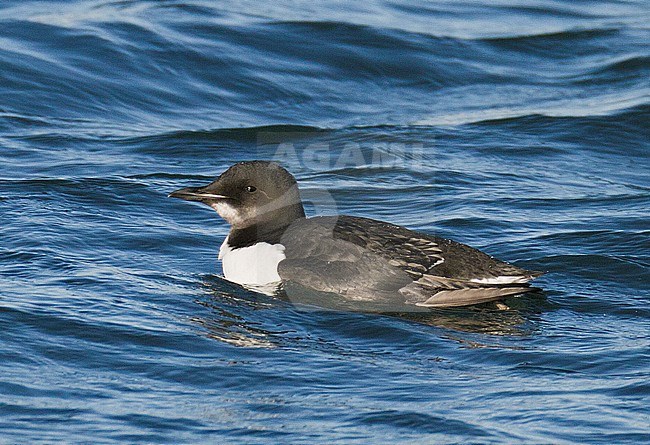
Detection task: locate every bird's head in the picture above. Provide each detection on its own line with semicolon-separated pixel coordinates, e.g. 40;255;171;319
169;161;305;228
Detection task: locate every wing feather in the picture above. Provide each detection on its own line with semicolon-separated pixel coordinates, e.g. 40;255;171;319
277;215;542;308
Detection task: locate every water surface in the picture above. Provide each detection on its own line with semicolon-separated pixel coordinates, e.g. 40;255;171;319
1;1;649;443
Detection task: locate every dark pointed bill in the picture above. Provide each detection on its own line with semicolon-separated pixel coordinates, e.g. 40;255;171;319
168;186;229;202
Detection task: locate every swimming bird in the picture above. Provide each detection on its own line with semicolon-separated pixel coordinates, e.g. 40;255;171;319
169;161;543;308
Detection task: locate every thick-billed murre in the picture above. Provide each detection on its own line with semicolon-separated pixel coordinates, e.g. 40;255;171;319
169;161;543;308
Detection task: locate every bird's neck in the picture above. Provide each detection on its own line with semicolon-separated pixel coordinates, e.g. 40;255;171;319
228;202;305;249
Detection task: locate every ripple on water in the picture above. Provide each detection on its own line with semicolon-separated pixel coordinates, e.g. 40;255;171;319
0;0;649;443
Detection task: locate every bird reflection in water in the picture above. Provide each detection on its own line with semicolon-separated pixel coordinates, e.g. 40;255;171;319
191;277;291;348
194;276;549;348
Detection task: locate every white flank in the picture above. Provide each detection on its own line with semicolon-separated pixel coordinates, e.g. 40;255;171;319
219;237;285;286
470;276;530;284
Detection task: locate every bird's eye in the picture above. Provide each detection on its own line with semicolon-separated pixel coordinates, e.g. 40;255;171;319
245;185;257;193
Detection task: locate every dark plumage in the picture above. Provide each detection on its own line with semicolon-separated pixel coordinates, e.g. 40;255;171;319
170;161;543;308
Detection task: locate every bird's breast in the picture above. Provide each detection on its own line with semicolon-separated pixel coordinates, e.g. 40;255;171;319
218;237;286;286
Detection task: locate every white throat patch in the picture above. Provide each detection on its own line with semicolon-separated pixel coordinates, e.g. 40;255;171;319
210;202;246;226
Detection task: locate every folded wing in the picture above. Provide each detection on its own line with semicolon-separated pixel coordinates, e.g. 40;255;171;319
278;216;542;308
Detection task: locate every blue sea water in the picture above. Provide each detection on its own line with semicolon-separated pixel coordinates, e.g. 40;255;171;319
1;0;649;443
